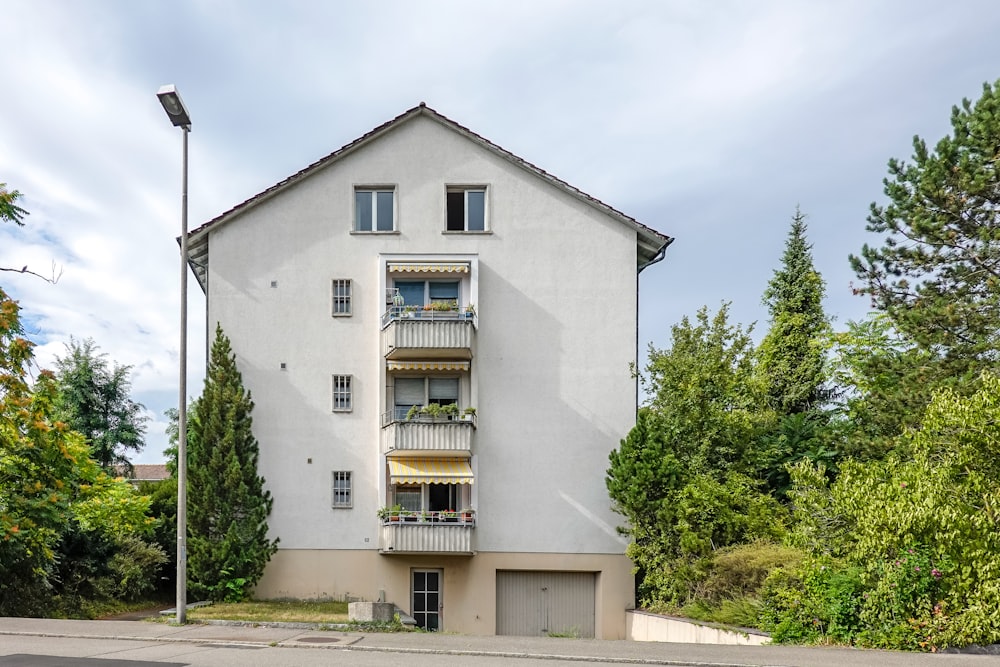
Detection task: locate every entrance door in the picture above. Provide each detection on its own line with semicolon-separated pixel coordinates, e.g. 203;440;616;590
412;569;442;631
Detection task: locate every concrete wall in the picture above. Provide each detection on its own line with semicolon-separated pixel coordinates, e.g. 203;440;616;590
255;549;634;639
626;610;771;645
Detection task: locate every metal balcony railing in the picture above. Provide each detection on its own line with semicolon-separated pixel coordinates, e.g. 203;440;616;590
380;305;477;329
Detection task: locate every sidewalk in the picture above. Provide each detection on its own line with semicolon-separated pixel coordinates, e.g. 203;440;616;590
0;617;993;666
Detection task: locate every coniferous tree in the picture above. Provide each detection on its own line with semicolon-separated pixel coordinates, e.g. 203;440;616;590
758;208;830;415
187;325;277;601
850;79;1000;367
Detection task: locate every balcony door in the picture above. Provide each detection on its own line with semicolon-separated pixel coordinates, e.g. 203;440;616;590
412;569;442;631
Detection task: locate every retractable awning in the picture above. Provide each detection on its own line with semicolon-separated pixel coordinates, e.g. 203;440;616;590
388;457;474;485
388;262;469;273
386;361;470;372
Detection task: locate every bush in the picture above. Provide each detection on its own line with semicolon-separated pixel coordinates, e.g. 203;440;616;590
111;535;167;601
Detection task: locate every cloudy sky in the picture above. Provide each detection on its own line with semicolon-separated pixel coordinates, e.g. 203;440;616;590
2;1;999;464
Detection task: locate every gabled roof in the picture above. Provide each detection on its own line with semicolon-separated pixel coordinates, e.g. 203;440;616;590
186;104;673;291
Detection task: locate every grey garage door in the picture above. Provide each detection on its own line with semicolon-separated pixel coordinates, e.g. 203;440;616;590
496;570;596;638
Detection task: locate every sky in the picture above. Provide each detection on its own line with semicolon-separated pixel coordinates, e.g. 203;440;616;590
2;0;1000;464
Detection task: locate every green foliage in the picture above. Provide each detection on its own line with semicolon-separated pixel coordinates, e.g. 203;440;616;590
760;558;864;644
828;314;980;453
0;183;28;226
758;208;831;415
54;338;148;472
187;324;278;602
139;478;177;595
0;287;93;614
640;303;771;474
850;79;1000;369
0;287;161;616
108;534;167;601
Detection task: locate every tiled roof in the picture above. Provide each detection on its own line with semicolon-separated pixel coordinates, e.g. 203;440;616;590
185;104;673;291
128;464;170;482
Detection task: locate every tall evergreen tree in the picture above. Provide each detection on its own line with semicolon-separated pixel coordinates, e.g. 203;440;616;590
758;208;830;415
54;338;148;473
187;325;277;602
850;79;1000;367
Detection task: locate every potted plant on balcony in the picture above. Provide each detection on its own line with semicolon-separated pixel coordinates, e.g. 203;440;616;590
442;403;459;420
461;406;476;422
460;508;475;522
406;405;423;421
378;504;403;523
464;303;476;320
440;510;458;522
421;403;444;421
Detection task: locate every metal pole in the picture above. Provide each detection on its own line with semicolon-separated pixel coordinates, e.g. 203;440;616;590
176;124;189;625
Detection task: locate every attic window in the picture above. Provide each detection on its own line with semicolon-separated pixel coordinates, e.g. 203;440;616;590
355;187;395;232
446;187;486;232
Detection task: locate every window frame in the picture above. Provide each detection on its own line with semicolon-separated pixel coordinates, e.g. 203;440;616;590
332;279;352;317
354;186;397;233
331;470;353;508
392;375;460;420
332;374;353;412
445;186;488;232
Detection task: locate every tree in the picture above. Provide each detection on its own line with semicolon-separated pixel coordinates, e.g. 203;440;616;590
850;80;1000;368
54;338;148;473
187;325;277;601
609;305;783;606
0;182;28;226
758;208;831;414
0;183;60;282
640;303;770;474
0;287;160;615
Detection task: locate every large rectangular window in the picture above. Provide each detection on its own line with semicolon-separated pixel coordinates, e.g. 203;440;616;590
332;279;352;316
332;471;352;508
355;188;395;232
332;374;353;412
446;187;486;231
393;376;459;420
394;280;459;308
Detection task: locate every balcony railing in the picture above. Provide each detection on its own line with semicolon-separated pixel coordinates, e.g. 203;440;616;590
381;412;476;454
378;511;476;555
380;305;477;329
382;311;476;360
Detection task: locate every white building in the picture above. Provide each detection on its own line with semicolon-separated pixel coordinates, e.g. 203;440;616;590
187;104;672;638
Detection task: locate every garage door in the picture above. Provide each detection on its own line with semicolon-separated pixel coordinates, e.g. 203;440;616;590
496;571;596;638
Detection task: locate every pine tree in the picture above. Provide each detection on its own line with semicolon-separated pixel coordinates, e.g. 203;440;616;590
758;208;830;415
187;325;277;601
850;79;1000;366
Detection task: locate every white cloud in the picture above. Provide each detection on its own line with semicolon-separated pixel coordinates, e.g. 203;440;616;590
3;0;1000;464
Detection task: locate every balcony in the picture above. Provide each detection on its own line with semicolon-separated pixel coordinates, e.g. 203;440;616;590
381;411;476;454
378;511;476;555
381;306;476;360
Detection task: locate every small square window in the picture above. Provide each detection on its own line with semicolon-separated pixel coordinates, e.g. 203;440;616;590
446;187;487;232
332;279;352;316
355;188;395;232
332;471;352;508
333;374;353;412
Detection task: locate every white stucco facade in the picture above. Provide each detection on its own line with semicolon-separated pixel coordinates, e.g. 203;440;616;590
188;105;671;639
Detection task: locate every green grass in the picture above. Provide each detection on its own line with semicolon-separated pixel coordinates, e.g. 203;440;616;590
186;599;350;623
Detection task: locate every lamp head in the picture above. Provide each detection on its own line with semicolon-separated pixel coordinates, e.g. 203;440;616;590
157;84;192;129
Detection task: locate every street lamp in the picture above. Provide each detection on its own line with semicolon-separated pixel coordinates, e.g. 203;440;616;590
157;84;191;625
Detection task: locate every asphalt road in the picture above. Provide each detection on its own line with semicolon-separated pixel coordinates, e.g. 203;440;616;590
1;618;997;666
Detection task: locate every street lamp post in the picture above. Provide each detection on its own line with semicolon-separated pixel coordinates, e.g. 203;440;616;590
157;84;192;625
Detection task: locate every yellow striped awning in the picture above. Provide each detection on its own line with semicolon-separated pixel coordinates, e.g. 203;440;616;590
386;360;470;372
388;262;469;274
388;458;474;485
